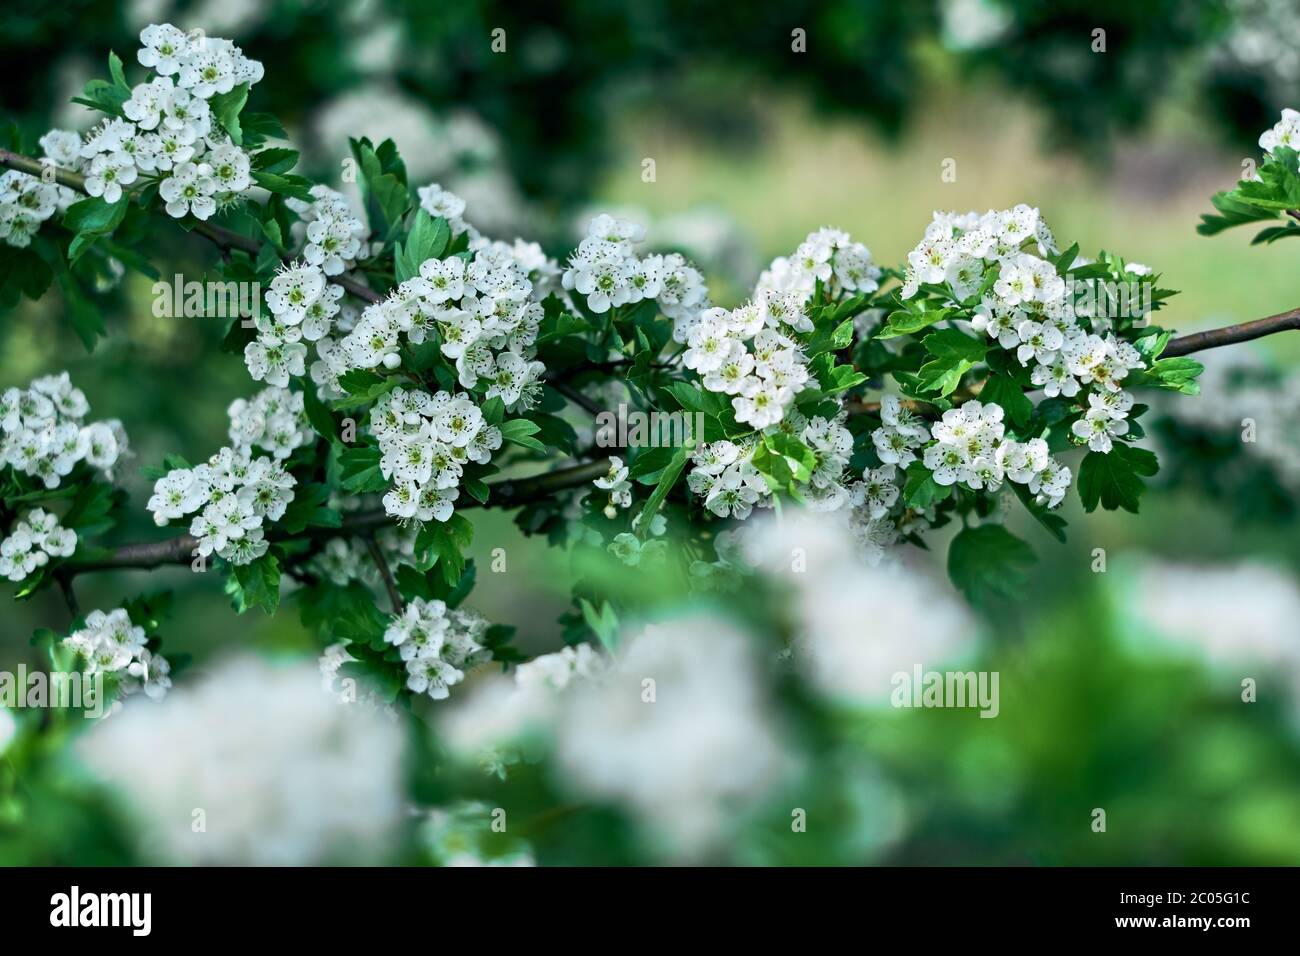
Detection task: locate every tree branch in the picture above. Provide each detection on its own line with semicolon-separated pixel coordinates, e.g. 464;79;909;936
62;458;608;576
363;534;403;615
1161;308;1300;357
0;149;382;304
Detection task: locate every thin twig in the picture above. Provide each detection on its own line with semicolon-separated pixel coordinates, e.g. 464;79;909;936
62;458;610;577
55;571;81;619
549;379;606;417
0;150;381;303
363;535;403;615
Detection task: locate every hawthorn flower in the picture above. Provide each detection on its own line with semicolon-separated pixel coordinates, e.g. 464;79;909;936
159;161;218;219
206;144;252;193
1072;407;1129;453
1030;458;1072;508
265;262;327;326
137;23;189;75
857;466;899;519
417;183;470;235
244;339;307;387
594;456;629;490
419;256;467;304
83;151;137;204
1259;108;1300;156
1016;319;1063;366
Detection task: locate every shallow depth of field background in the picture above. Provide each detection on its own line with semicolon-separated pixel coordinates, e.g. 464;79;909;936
3;0;1299;863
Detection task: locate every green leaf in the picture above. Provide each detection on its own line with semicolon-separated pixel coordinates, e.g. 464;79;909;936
251;171;314;203
351;138;411;239
62;481;118;538
636;444;690;537
339;444;388;493
806;316;856;356
877;307;950;339
54;266;105;350
63;195;129;236
1131;357;1204;395
70;51;133;117
239;112;286;149
1077;443;1159;513
300;381;337;441
764;433;817;485
1010;482;1067;543
416;512;474;587
579;599;621;652
1197;190;1278;236
209;83;249;145
628;445;678;483
497;418;547;453
278;483;341;534
979;373;1033;428
331;369;400;409
251;147;299;175
917;328;987;396
947;524;1036;605
227;553;282;615
537;311;592;343
395;211;450;281
903;460;949;509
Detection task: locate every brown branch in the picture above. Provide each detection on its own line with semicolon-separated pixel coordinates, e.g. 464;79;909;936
363;534;403;615
63;458;608;576
0;149;381;303
1162;308;1300;357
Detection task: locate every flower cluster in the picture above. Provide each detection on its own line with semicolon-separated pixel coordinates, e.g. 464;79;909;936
76;24;265;221
0;131;81;248
309;524;413;588
562;214;708;329
336;246;545;402
77;656;403;865
0;509;77;582
146;446;296;565
1259;108;1300;163
915;399;1072;507
245;261;344;387
592;455;633;517
682;303;811;429
756;227;882;302
1;372;129;489
369;387;500;522
903;205;1148;454
286;184;370;276
63;608;171;700
417;183;473;238
382;596;492;701
437;644;608;779
555;615;792;855
687;407;902;562
226;386;315;460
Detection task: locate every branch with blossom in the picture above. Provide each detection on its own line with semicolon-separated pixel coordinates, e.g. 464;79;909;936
2;23;1299;713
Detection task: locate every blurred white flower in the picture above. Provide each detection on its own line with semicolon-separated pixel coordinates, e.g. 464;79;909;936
554;614;793;858
1131;560;1300;673
77;655;406;865
741;507;977;705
